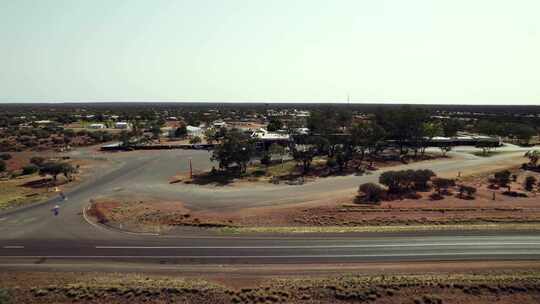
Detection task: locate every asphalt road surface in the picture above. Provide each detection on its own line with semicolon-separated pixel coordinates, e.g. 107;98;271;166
1;145;539;267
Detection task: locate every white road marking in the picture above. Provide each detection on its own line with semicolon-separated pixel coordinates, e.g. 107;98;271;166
2;246;24;249
95;242;540;250
1;251;540;259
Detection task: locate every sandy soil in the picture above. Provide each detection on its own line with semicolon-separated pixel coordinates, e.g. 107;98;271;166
2;268;540;303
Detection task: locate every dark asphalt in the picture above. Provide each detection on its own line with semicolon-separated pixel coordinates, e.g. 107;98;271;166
2;234;540;264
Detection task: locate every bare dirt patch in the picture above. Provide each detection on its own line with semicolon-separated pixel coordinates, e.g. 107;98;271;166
87;196;230;233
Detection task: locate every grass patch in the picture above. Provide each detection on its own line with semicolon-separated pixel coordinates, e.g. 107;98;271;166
247;160;298;177
217;223;540;234
0;175;49;210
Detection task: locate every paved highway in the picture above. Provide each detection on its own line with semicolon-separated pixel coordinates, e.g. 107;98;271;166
2;234;540;264
0;146;539;266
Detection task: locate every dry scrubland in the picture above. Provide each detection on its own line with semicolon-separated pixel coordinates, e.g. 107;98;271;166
2;271;540;303
0;152;96;210
88;165;540;234
182;153;444;186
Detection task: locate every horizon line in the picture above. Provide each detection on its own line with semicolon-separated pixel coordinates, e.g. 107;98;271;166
1;100;540;107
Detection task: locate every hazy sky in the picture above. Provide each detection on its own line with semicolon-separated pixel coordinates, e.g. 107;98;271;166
1;0;539;104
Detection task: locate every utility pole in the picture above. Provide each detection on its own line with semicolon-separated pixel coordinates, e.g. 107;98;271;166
189;157;193;179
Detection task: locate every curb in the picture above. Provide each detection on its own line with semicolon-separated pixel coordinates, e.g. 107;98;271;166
82;203;160;236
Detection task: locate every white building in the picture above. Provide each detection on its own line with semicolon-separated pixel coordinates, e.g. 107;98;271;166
88;123;106;129
115;122;130;129
34;120;52;125
212;121;227;129
187;125;203;137
251;128;290;141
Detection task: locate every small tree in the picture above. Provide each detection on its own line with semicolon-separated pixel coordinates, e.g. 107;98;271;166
458;184;477;199
358;183;384;203
432;178;455;195
493;170;511;188
439;144;452;157
267;118;283;132
334;147;349;172
39;162;75;182
292;147;315;174
0;160;6;174
211;129;255;173
189;136;202;144
525;176;537;191
525;150;540;168
260;151;271;167
204;128;216;144
379;171;403;193
152;127;162;141
269;143;286;164
119;130;131;147
22;164;39;175
174;124;188;138
476;141;499;156
412;169;436;190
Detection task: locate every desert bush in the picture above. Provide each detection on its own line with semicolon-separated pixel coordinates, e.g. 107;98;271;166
260;152;271;166
189;136;202;144
524;176;537;191
0;288;10;304
326;157;337;168
458;185;477;199
379;171;404;193
429;193;444;200
0;160;6;173
30;156;46;166
493;170;511;187
502;191;528;198
22;164;39;175
358;183;384;203
412;169;436;190
379;169;436;194
0;153;11;160
432;178;455;194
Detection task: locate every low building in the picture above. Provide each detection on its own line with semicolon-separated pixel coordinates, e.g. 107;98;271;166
252;128;291;150
88;123;106;129
187;125;203;137
115;122;130;129
34;120;52;125
212;121;227;129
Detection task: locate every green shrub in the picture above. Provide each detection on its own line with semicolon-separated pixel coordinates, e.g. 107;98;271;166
524;176;537;191
30;156;46;166
326;157;337;168
358;183;384;203
0;153;11;160
432;178;455;194
493;170;511;187
0;288;11;304
458;184;477;199
22;164;39;175
379;169;437;193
